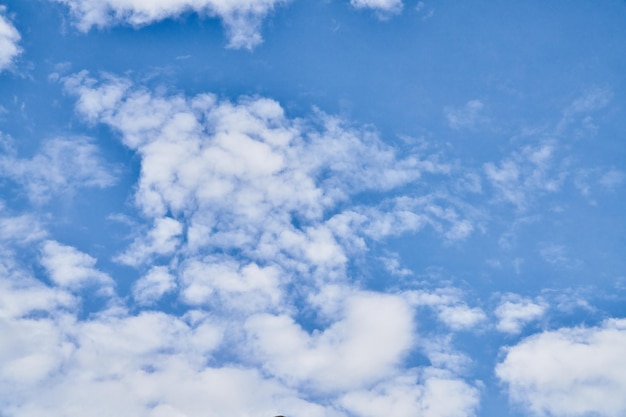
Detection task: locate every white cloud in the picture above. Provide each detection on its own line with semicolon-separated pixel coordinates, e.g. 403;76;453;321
0;137;117;203
62;72;457;300
40;240;114;292
132;266;177;305
497;319;626;417
407;289;486;331
0;7;21;72
339;369;480;417
180;255;283;312
0;211;47;244
116;217;183;266
53;0;289;49
495;293;547;334
350;0;403;15
245;291;415;392
53;72;483;417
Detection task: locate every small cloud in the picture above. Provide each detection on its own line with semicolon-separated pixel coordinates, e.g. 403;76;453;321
494;293;547;334
599;168;624;190
445;100;487;130
40;240;114;292
350;0;403;15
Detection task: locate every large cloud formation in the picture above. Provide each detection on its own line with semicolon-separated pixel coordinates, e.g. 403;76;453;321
497;319;626;417
0;72;482;417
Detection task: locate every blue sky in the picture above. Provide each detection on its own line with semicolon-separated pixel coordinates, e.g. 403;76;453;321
1;1;626;416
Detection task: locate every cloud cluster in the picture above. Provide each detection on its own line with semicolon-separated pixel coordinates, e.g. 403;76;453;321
0;72;487;417
497;319;626;417
53;0;289;49
62;71;473;308
0;6;21;71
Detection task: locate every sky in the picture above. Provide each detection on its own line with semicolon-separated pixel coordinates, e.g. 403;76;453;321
0;1;625;416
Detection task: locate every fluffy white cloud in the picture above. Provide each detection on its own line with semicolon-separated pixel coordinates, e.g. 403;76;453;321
497;319;626;417
0;248;341;417
62;72;464;302
53;71;483;417
40;240;114;291
0;137;117;203
245;291;415;392
0;7;21;72
53;0;289;49
116;217;184;266
495;293;547;334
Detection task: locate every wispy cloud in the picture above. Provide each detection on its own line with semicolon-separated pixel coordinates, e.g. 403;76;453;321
445;99;488;130
0;136;117;203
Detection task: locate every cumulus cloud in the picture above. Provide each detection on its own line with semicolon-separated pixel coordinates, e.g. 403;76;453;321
40;240;114;292
0;137;117;203
62;72;466;299
53;0;289;49
495;293;547;334
0;6;21;72
48;71;484;417
497;319;626;417
245;291;415;392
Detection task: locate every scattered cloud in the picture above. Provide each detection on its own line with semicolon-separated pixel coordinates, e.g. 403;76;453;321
350;0;403;15
408;289;487;331
445;100;487;130
497;319;626;417
0;6;21;72
495;293;547;334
